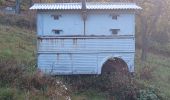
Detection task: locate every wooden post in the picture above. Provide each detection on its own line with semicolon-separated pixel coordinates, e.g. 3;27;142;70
15;0;20;14
82;0;86;35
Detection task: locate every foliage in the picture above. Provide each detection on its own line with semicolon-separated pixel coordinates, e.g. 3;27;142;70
0;12;35;29
0;88;14;100
137;88;160;100
139;66;154;80
0;13;70;100
151;31;169;45
0;59;70;100
0;0;5;5
0;87;26;100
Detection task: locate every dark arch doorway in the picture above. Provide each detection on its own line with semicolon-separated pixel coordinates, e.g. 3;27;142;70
100;57;133;100
101;57;129;76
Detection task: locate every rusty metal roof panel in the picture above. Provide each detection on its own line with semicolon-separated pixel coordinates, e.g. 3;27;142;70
30;3;141;10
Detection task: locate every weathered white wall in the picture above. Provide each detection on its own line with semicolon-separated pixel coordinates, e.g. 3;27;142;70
36;10;136;75
86;13;135;35
37;37;135;75
37;11;135;36
37;12;84;35
38;53;135;75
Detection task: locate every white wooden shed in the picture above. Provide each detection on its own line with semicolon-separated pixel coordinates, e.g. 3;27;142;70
30;1;141;75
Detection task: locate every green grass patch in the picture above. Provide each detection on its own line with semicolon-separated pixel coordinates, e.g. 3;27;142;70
135;50;170;99
0;25;36;62
72;90;107;100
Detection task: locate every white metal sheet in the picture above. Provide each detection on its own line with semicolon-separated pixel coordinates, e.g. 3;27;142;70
30;3;142;10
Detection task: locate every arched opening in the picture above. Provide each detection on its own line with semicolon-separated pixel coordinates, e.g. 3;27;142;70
101;57;129;75
100;57;136;100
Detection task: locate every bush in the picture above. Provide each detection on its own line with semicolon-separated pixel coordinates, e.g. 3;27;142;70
0;88;14;100
0;58;70;100
0;0;5;5
0;88;26;100
137;89;160;100
0;12;36;29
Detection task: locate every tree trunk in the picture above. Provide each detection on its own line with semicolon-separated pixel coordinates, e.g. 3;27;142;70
141;33;148;63
140;16;148;63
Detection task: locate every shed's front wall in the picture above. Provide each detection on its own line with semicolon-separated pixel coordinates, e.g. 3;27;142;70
37;10;136;75
37;11;135;36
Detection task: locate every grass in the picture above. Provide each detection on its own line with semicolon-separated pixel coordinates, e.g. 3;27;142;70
135;50;170;99
72;90;107;100
146;53;170;99
0;24;36;61
0;87;25;100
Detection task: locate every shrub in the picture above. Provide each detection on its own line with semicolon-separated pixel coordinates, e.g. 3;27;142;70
0;58;71;100
137;89;160;100
0;88;14;100
0;0;5;5
0;13;36;29
0;88;26;100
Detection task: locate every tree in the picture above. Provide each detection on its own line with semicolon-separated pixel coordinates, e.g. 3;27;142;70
137;0;163;63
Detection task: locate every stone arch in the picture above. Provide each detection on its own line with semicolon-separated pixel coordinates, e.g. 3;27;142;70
100;56;129;75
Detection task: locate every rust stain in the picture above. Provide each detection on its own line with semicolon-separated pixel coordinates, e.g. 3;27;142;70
39;38;43;42
61;39;64;47
73;38;78;47
57;53;60;63
69;53;73;60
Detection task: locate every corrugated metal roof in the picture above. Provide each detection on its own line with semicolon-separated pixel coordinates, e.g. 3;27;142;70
30;2;142;10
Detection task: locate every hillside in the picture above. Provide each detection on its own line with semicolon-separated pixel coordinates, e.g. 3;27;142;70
0;13;71;100
0;12;36;64
0;0;170;99
0;12;169;100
